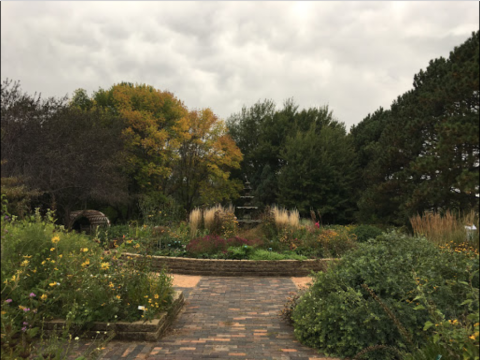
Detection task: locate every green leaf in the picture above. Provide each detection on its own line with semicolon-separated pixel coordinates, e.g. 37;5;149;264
423;321;434;331
414;305;425;310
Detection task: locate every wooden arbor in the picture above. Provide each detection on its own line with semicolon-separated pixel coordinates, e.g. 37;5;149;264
69;210;110;233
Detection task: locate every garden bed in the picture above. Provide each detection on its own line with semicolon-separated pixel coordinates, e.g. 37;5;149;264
43;290;184;341
121;252;339;276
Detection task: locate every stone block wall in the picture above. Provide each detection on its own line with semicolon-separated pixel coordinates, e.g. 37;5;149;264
121;253;339;276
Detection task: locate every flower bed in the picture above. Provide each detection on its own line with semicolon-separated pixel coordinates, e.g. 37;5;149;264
43;290;185;341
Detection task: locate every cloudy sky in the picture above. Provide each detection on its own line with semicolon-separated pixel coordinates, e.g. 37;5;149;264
2;1;478;130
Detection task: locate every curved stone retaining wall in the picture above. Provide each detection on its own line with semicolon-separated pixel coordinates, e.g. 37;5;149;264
122;253;339;276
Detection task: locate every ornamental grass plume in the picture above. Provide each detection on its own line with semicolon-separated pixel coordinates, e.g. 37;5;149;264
189;207;202;238
410;210;479;250
204;205;222;232
272;206;289;229
288;209;300;229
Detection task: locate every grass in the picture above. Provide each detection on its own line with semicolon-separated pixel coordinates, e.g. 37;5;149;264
271;206;300;229
410;210;478;250
188;207;202;238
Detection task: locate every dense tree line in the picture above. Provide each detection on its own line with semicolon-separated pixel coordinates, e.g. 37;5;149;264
1;82;242;225
1;31;478;226
351;31;479;224
226;100;357;223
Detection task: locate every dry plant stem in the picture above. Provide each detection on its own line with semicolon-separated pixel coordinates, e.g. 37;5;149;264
361;283;415;350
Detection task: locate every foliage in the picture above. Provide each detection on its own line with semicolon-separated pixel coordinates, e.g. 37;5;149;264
350;224;383;243
410;210;479;250
1;210;174;357
352;31;479;225
92;82;189;195
278;120;358;223
185;235;262;258
170;108;243;212
291;231;479;359
1;79;129;225
0;176;42;219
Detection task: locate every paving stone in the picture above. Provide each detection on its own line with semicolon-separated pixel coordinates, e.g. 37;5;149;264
94;276;336;360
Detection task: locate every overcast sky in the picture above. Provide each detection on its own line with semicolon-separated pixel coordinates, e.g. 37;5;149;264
2;1;478;130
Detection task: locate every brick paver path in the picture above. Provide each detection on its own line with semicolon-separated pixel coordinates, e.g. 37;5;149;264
99;276;334;360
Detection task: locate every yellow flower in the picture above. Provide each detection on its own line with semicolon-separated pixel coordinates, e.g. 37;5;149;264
51;236;60;244
41;294;48;300
32;269;37;273
20;260;29;267
51;260;55;264
59;254;63;258
54;268;59;271
470;335;476;340
154;294;159;299
18;305;25;310
1;311;6;315
108;282;114;288
41;261;46;265
81;259;90;267
134;244;140;249
126;240;133;244
23;255;32;259
50;247;55;251
49;282;56;287
81;248;89;253
115;295;121;300
101;262;110;270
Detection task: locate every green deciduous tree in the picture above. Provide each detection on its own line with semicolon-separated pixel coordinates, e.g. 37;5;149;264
278;122;358;223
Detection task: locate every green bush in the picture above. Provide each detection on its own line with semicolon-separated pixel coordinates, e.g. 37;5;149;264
1;211;174;355
351;224;383;243
249;249;306;261
292;231;479;359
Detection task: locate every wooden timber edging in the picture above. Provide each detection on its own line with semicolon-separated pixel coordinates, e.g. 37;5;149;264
43;290;184;341
121;252;340;276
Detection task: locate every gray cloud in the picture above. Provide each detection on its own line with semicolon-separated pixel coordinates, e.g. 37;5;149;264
1;1;478;129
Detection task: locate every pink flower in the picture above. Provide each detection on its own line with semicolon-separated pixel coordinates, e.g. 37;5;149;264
5;299;12;303
29;293;36;297
315;222;320;229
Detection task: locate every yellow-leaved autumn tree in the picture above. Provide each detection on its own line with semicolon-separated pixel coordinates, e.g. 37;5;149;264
93;83;189;196
171;108;243;212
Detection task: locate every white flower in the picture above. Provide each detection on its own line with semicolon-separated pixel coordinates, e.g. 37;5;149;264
75;337;79;341
56;282;60;286
138;306;146;311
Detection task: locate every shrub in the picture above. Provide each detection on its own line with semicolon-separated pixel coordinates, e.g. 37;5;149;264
1;211;174;356
249;249;306;261
350;224;383;243
292;231;479;359
226;245;254;260
186;235;227;257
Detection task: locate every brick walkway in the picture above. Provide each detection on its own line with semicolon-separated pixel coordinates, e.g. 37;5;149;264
96;277;335;360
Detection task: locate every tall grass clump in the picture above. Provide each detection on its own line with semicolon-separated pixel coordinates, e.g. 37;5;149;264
188;207;202;238
410;210;479;249
271;206;299;229
196;204;237;237
203;205;221;232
